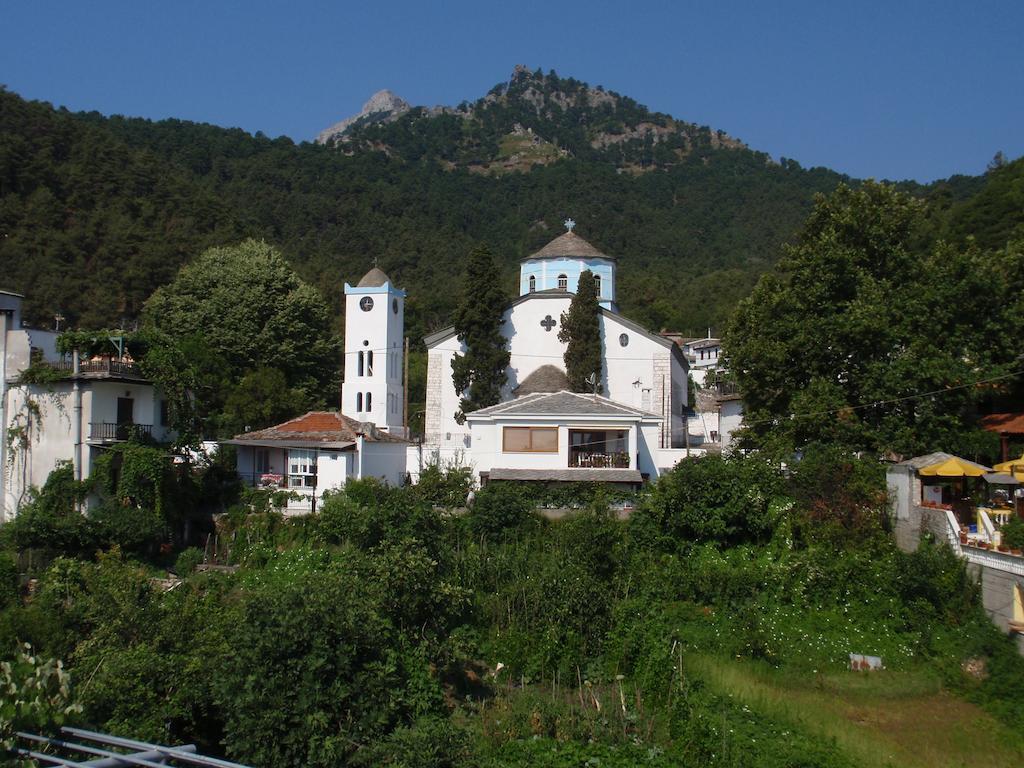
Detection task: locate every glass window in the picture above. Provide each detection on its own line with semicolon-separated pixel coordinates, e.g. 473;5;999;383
255;448;271;474
366;392;372;411
358;351;364;376
288;449;317;488
529;275;536;292
558;274;568;290
503;426;558;453
356;392;363;411
619;333;629;347
594;274;602;296
367;351;373;376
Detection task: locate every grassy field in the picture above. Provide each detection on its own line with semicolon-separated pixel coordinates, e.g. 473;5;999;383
687;655;1024;768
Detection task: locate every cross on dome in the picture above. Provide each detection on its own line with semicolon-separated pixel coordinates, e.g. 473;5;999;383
563;218;576;233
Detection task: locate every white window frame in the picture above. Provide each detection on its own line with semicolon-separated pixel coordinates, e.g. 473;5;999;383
288;449;317;489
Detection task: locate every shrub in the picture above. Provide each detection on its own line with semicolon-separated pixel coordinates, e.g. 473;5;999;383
173;547;205;576
414;462;474;508
629;455;785;550
467;483;536;541
1001;517;1024;550
0;644;82;753
0;553;18;609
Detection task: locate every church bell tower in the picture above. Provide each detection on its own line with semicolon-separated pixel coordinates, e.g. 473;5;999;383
341;266;406;435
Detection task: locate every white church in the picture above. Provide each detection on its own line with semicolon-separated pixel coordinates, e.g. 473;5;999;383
230;221;697;508
420;221;692;486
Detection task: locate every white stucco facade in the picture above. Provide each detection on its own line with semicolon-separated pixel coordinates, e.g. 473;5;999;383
3;378;176;518
341;269;406;434
421;229;691;484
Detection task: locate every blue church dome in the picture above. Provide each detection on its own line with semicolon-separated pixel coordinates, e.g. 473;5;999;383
519;222;617;311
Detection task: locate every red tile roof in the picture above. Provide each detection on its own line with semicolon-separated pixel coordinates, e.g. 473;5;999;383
980;413;1024;434
230;411;408;444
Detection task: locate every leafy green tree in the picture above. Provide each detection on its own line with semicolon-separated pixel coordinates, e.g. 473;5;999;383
726;182;1021;457
629;455;785;550
1;644;82;754
450;244;510;422
143;239;340;430
558;270;602;392
222;367;308;435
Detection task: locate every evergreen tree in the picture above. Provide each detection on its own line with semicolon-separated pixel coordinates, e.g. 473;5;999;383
450;245;510;422
559;270;602;392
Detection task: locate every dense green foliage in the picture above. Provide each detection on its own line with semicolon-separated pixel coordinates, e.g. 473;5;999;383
726;182;1024;457
2;456;1023;767
142;239;339;433
450;245;510;422
558;269;602;392
0;77;855;339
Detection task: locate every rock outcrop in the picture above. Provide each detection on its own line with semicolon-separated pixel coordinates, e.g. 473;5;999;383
316;89;411;144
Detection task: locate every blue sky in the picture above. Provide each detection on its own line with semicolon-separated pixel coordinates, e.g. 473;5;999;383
3;0;1021;182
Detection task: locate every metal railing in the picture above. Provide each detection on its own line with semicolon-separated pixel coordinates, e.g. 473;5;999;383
236;471;316;491
89;422;154;441
49;358;144;377
569;451;630;469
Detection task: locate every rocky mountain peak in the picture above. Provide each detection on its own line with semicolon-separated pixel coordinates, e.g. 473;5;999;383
316;89;412;144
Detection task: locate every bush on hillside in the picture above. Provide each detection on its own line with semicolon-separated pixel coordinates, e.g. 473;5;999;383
628;455;785;550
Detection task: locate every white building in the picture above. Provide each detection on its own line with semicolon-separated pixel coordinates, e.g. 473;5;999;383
225;411;409;515
1;290;175;520
421;225;693;483
228;267;411;509
664;332;745;453
340;267;407;436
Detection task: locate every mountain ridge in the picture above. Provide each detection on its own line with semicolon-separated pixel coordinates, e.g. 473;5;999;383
317;66;747;175
0;70;1014;346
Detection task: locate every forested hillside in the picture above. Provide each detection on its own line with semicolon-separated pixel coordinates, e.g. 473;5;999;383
2;68;1017;343
0;69;856;340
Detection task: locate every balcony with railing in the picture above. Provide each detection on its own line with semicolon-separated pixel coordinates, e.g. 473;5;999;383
48;358;145;379
89;422;154;442
569;429;630;469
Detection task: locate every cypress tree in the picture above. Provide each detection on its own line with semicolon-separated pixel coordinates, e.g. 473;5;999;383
451;244;510;422
559;270;603;392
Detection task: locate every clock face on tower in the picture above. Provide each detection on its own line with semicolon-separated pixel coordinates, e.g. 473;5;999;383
359;296;374;312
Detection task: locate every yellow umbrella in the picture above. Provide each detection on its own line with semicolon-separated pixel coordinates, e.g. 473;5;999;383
994;455;1024;480
918;456;992;477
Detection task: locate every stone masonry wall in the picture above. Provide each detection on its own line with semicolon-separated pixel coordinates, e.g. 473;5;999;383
652;354;671;449
424;353;444;445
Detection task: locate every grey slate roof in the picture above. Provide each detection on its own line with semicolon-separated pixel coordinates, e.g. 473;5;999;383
513;365;569;396
468;390;659;419
357;266;392;287
488;468;643;483
528;231;614;261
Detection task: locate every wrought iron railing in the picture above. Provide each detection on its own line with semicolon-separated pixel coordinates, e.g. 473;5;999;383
49;358;143;377
89;422;153;441
569;451;630;469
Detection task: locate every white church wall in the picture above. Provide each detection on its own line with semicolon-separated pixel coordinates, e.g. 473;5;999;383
503;295;572;395
359;442;408;486
425;298;689;456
